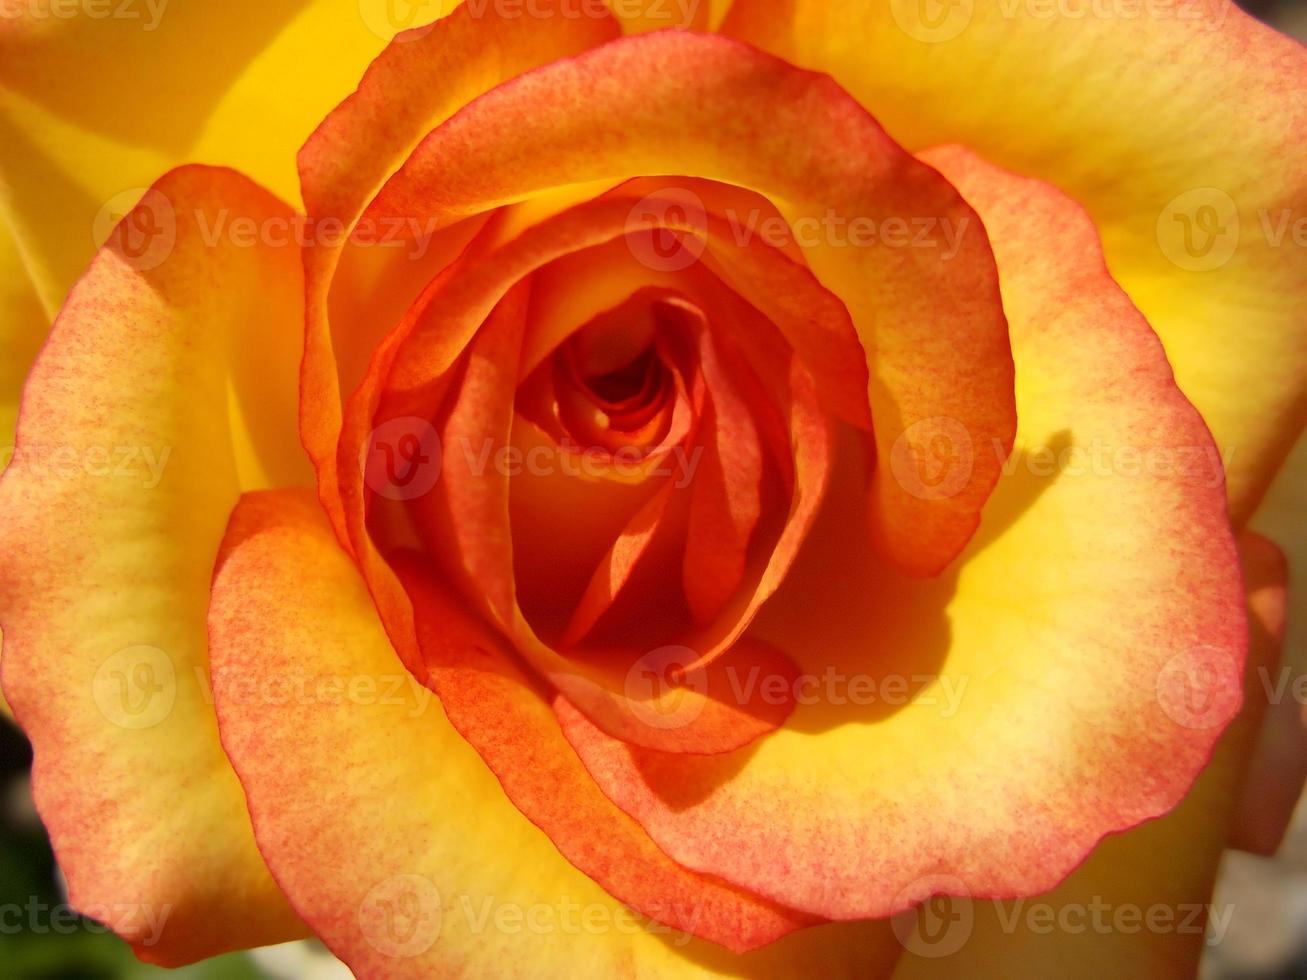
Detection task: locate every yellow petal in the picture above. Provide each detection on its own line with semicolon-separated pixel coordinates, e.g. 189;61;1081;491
889;531;1288;978
0;207;48;720
0;207;48;463
0;0;447;309
724;0;1307;521
0;166;311;963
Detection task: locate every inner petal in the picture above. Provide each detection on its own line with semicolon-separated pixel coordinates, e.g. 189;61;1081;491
511;290;705;643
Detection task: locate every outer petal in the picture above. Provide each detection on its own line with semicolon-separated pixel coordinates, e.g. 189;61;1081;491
725;0;1307;521
0;167;308;963
365;30;1016;576
394;554;813;954
0;211;47;719
209;490;910;980
558;148;1246;920
0;0;432;311
889;530;1288;979
209;488;832;975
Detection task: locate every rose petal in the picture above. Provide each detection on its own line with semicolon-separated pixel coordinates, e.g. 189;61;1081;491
0;0;400;310
725;0;1307;522
557;148;1246;920
558;481;679;646
298;1;618;539
0;166;308;963
364;30;1015;575
889;530;1289;978
208;488;813;973
329;186;822;752
677;303;765;627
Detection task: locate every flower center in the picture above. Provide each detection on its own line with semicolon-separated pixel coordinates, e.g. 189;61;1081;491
581;345;661;406
543;291;694;456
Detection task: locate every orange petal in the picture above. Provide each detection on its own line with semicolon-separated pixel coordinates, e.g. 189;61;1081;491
557;148;1246;920
410;281;529;627
298;1;618;539
0;166;307;963
364;30;1015;575
677;350;835;675
338;183;827;751
0;210;46;465
334;215;799;755
510;407;693;642
209;488;812;973
559;481;677;647
678;303;765;626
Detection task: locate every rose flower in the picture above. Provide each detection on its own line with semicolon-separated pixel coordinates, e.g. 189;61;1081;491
0;1;1303;977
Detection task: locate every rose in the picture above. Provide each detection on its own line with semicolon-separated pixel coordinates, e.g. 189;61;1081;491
0;3;1303;977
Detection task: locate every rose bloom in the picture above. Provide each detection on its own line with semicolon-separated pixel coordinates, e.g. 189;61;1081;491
0;0;1304;976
